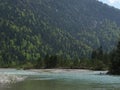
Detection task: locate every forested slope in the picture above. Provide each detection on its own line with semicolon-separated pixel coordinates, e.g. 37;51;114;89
0;0;120;64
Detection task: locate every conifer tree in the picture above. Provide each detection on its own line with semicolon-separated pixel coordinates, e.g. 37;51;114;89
109;41;120;75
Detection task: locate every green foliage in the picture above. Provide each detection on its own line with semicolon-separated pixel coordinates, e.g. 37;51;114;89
22;62;34;70
0;0;120;68
91;46;109;70
44;55;58;68
35;57;44;69
109;41;120;75
91;60;106;70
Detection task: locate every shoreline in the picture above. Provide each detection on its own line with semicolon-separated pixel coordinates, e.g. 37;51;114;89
0;68;108;76
29;69;92;73
0;68;93;73
0;68;106;71
0;68;108;75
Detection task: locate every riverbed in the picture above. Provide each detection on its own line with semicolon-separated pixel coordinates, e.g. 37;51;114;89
0;69;120;90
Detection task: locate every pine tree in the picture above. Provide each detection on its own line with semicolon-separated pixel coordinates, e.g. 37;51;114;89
98;46;103;60
109;41;120;75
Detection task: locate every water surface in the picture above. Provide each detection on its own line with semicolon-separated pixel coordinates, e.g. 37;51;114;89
0;69;120;90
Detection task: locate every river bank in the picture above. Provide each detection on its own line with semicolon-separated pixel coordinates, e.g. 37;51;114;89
29;69;91;73
0;68;108;74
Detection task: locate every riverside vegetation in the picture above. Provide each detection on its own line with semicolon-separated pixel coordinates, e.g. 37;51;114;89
0;0;120;74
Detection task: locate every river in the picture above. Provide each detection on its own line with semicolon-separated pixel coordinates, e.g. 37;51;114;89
0;69;120;90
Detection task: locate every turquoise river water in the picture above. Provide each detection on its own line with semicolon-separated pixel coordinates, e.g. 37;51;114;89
0;69;120;90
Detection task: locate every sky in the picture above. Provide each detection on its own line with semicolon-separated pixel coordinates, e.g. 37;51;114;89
98;0;120;9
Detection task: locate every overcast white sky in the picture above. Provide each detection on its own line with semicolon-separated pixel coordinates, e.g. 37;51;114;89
98;0;120;9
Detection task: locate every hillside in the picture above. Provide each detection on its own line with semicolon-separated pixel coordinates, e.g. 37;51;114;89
0;0;120;64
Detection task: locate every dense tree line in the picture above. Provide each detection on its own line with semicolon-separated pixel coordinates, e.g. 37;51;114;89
0;47;109;70
108;41;120;75
0;0;120;74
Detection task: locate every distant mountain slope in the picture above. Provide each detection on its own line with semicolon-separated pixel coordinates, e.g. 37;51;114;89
0;0;120;62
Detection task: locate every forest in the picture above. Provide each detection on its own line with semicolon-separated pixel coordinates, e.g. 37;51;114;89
0;0;120;74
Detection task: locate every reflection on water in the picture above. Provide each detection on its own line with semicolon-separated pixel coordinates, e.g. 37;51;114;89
0;69;120;90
